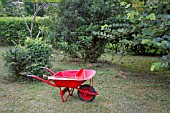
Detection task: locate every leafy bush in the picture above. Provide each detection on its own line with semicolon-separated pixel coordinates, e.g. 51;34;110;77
3;37;53;78
0;17;42;46
74;25;108;62
100;0;170;70
56;24;108;62
24;37;53;76
3;45;28;76
57;39;79;58
46;0;114;62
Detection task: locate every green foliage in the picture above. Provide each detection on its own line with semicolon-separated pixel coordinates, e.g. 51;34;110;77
3;37;53;78
0;0;8;6
0;0;21;17
57;24;107;62
57;38;79;58
0;17;42;46
43;0;169;70
74;24;108;62
3;45;28;76
46;0;114;62
36;3;46;17
23;2;46;17
151;54;170;71
99;0;170;70
24;0;34;16
30;0;61;3
24;37;53;76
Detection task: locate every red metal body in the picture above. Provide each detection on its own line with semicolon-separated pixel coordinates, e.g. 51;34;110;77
29;68;98;102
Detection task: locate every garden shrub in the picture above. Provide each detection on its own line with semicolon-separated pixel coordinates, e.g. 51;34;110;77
100;0;170;70
0;17;42;46
46;0;114;62
57;39;80;58
73;24;108;62
3;45;28;76
24;37;53;76
3;37;53;78
56;24;108;62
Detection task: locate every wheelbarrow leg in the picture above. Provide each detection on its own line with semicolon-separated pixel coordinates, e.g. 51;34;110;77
70;88;74;96
59;87;73;102
90;77;94;86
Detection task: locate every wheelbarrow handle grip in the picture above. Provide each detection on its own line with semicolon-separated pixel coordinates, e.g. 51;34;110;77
40;67;46;69
27;75;34;77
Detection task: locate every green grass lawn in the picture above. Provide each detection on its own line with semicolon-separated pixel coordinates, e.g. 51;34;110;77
0;47;169;113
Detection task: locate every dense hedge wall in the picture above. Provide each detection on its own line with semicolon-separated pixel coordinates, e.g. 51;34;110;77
0;17;42;46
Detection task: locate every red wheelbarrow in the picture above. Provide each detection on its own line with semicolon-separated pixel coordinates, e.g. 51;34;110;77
27;68;98;102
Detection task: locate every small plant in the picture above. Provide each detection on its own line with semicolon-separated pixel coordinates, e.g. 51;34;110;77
3;37;53;78
25;37;53;76
3;45;28;76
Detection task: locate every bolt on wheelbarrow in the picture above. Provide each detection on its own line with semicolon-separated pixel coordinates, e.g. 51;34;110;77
27;68;98;102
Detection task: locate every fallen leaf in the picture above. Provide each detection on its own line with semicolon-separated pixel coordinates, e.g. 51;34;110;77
121;75;127;79
119;72;128;79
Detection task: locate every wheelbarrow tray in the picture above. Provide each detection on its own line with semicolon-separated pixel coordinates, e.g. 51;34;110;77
48;69;95;88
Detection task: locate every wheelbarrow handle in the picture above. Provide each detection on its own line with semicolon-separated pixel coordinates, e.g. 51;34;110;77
27;75;56;87
40;67;55;75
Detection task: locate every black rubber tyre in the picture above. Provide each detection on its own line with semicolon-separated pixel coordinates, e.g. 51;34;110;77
77;84;96;102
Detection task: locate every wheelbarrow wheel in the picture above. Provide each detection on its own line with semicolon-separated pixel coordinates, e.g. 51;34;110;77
78;84;96;102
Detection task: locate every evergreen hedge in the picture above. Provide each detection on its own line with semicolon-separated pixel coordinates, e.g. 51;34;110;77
0;17;42;46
